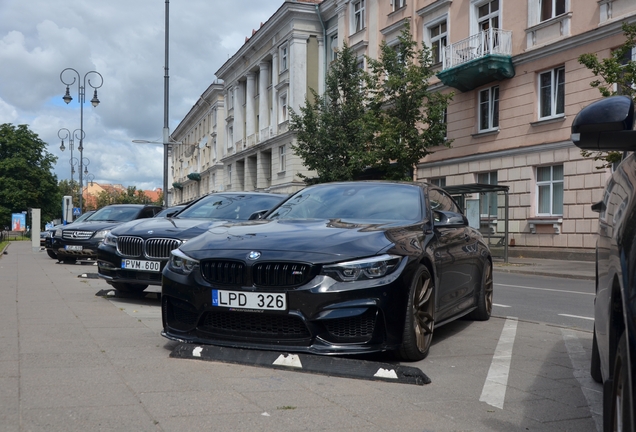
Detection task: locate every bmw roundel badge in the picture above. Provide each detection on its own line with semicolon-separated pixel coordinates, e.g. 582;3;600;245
248;251;261;260
147;230;154;235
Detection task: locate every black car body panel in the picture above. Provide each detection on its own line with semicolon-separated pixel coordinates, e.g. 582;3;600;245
44;210;96;252
161;181;491;358
97;192;285;288
51;205;162;260
572;95;635;431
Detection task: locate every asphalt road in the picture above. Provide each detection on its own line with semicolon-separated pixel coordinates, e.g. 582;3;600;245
493;272;595;332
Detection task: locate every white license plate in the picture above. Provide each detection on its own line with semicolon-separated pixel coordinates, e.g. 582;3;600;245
212;289;287;311
121;259;161;272
65;245;83;251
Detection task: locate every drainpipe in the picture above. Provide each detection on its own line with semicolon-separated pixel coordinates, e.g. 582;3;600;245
315;4;327;94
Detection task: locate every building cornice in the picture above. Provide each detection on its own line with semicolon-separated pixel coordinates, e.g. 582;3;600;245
416;0;452;17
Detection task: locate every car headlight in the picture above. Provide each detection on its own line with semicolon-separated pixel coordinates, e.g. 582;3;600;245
102;232;118;246
54;228;62;238
168;249;200;275
321;254;402;282
93;229;111;241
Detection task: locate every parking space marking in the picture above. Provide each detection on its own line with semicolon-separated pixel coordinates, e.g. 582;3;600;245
493;303;511;308
558;313;594;321
561;329;603;432
480;317;518;409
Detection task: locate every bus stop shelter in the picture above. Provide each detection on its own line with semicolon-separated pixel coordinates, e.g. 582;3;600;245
443;183;510;263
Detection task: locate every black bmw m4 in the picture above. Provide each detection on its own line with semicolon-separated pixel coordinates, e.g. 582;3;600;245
161;181;493;361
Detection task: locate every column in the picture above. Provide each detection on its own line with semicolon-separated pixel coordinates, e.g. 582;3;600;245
246;72;256;140
233;83;244;146
271;51;279;130
289;33;308;114
258;61;270;139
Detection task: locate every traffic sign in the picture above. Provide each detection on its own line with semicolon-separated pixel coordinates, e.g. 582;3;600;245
73;207;81;216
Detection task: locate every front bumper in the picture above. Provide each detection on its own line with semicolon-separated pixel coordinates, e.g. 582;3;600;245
161;260;413;356
50;237;100;259
97;246;165;286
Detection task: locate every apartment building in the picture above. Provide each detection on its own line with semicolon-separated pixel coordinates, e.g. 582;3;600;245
170;0;636;252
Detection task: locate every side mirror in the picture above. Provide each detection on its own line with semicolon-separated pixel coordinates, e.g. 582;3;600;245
591;201;605;214
571;95;636;151
433;210;468;227
248;209;269;220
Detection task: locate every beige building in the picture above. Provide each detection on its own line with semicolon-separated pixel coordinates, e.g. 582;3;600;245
170;0;636;253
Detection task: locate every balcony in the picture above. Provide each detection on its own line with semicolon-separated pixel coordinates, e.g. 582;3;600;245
437;29;515;92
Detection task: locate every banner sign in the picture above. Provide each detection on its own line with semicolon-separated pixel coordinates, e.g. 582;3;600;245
11;213;26;231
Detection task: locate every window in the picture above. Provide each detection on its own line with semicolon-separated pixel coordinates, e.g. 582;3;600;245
280;43;288;72
227;164;232;185
478;171;498;216
280;94;288;122
479;85;499;131
536;165;563;215
329;33;338;62
441;107;448;140
228;126;233;148
429;177;446;188
428;188;461;215
279;145;287;172
430;21;447;64
478;0;499;32
616;48;636;95
353;0;365;33
540;0;565;22
392;0;405;12
539;67;565;119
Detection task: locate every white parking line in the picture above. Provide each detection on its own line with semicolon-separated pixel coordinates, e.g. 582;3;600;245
558;313;594;321
561;329;603;431
493;303;511;308
480;317;518;409
495;283;595;296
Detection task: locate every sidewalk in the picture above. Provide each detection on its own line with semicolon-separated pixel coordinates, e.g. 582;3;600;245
493;257;595;280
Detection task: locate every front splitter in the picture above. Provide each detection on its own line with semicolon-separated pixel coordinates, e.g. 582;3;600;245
170;343;430;386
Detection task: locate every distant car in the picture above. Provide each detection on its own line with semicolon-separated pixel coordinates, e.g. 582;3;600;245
161;181;493;361
571;95;635;431
51;204;162;263
44;210;96;259
97;192;285;293
154;205;186;218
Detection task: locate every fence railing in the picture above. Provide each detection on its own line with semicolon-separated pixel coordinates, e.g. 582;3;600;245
443;28;512;70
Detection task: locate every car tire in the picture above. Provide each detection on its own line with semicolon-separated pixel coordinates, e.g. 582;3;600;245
467;261;493;321
397;265;435;361
46;249;57;260
591;327;603;383
110;282;148;294
61;257;77;264
609;333;633;431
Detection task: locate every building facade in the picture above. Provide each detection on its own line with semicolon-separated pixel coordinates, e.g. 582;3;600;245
170;0;636;253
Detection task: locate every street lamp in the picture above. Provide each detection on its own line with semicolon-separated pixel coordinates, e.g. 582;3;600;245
58;128;84;201
84;173;95;209
60;68;103;213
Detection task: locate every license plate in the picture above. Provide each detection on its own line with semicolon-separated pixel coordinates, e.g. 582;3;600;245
121;259;161;272
212;289;287;311
65;245;83;251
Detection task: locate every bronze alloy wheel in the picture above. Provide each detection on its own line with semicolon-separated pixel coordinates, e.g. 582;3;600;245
611;333;633;431
398;265;435;361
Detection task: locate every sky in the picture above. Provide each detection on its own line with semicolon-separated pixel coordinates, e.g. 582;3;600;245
0;0;285;192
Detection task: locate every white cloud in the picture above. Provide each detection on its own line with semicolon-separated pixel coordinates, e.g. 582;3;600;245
0;0;283;191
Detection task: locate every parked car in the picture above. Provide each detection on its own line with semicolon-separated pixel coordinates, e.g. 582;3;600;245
161;181;493;361
44;210;96;259
51;204;162;263
154;205;186;218
571;95;636;432
97;192;285;293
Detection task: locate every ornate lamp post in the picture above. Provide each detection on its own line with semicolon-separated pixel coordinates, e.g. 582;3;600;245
60;68;103;212
58;128;84;203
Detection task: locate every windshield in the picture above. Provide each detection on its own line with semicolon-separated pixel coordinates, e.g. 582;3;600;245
176;194;284;220
88;206;141;222
74;211;95;223
268;183;423;221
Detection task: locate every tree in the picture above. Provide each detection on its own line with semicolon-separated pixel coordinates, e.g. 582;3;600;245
290;42;374;183
365;23;452;180
290;24;452;183
0;124;60;228
578;22;636;168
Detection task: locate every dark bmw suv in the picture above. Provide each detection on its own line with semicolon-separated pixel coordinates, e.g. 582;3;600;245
571;95;636;431
52;204;162;263
97;192;285;293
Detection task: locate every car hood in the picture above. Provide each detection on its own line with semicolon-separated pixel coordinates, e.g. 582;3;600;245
180;219;421;263
60;220;127;232
110;217;230;240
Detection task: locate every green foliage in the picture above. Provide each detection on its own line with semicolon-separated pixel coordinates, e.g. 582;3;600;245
0;124;60;228
290;23;452;183
93;186;156;208
578;22;636;168
366;23;453;180
290;41;374;183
